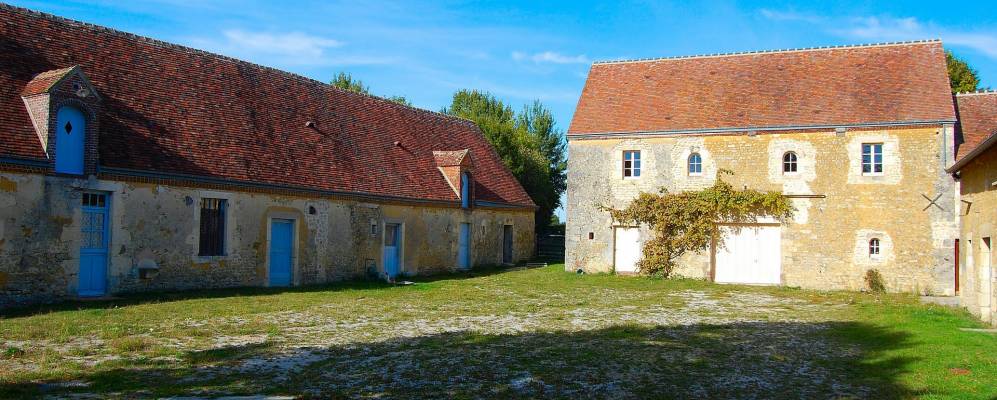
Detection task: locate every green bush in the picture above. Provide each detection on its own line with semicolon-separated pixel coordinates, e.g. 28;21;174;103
864;269;886;293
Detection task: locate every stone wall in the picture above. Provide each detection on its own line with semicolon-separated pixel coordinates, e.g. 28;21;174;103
957;147;997;325
566;126;959;294
0;172;534;307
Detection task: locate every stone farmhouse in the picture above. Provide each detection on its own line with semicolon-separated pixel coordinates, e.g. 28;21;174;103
949;92;997;324
0;5;535;308
566;40;970;295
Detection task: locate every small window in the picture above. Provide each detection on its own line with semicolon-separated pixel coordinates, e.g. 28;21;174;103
198;198;227;256
688;153;702;175
869;238;880;256
782;152;798;173
370;221;378;237
623;150;641;178
862;143;883;175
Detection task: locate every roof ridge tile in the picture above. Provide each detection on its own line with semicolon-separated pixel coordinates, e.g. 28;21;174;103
593;39;942;65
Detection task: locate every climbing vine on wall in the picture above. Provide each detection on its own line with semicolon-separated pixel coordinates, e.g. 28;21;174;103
601;170;794;277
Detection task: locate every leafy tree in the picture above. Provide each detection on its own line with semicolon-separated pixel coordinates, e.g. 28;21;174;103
601;171;794;277
330;72;411;106
518;101;568;230
330;72;370;95
442;90;566;231
387;95;412;107
946;51;981;94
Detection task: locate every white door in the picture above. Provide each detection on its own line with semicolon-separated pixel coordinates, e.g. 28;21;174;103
714;225;781;285
614;227;641;274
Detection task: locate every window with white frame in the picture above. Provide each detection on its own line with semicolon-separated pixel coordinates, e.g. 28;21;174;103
688;153;702;175
862;143;883;175
869;238;880;256
782;151;798;173
623;150;641;178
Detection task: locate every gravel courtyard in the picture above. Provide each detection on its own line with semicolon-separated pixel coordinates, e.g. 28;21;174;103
1;265;994;399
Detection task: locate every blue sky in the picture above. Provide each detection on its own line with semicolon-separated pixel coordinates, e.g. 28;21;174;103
11;1;997;220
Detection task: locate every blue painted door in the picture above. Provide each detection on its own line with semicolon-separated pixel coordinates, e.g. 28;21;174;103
383;223;400;278
55;106;86;175
79;192;109;296
458;223;471;269
269;219;294;287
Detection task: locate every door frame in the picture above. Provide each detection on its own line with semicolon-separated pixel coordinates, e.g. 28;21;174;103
78;191;111;297
711;222;783;285
265;216;298;287
502;224;514;265
382;219;405;277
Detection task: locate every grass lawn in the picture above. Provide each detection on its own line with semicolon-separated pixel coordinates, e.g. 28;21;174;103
1;264;995;399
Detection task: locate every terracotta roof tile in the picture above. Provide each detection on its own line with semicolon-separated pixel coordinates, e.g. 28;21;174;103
20;65;76;96
569;41;957;135
433;149;470;167
0;4;534;208
955;91;997;160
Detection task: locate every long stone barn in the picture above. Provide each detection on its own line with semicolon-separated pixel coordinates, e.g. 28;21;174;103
565;40;975;295
0;5;536;308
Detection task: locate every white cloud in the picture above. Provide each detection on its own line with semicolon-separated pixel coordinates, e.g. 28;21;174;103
512;51;589;64
188;29;397;67
221;29;342;58
759;9;823;23
838;16;997;58
762;10;997;60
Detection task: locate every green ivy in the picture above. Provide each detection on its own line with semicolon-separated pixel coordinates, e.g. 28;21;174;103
601;170;794;276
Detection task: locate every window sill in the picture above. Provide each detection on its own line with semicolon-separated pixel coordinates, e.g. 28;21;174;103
861;173;885;177
623;176;641;180
194;254;229;262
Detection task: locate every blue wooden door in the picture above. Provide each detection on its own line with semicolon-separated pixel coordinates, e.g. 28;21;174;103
269;219;294;287
458;223;471;269
55;106;86;175
383;223;400;278
79;192;109;296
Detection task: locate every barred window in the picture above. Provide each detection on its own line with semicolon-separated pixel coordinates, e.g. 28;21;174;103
198;198;227;256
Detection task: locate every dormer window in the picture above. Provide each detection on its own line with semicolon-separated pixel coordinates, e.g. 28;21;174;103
21;66;101;176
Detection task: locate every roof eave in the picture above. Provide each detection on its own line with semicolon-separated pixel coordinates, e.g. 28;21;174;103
947;132;997;173
567;119;956;139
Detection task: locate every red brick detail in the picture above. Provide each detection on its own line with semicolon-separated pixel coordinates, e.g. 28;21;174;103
0;4;534;208
569;42;956;135
955;92;997;160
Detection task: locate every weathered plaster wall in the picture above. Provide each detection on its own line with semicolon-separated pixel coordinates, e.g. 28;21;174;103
566;126;958;294
957;147;997;325
0;172;534;307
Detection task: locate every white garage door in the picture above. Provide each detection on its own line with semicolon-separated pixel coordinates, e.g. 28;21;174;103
614;227;642;274
714;225;781;285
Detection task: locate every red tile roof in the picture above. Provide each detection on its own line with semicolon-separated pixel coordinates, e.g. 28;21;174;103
569;41;957;136
433;149;471;167
0;4;533;209
955;91;997;160
20;66;76;96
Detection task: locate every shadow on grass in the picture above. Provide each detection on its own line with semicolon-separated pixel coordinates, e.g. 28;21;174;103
1;321;924;399
0;264;531;319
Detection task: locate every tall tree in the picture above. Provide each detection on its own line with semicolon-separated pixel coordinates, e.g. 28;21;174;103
947;51;981;94
517;101;567;231
443;90;566;232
